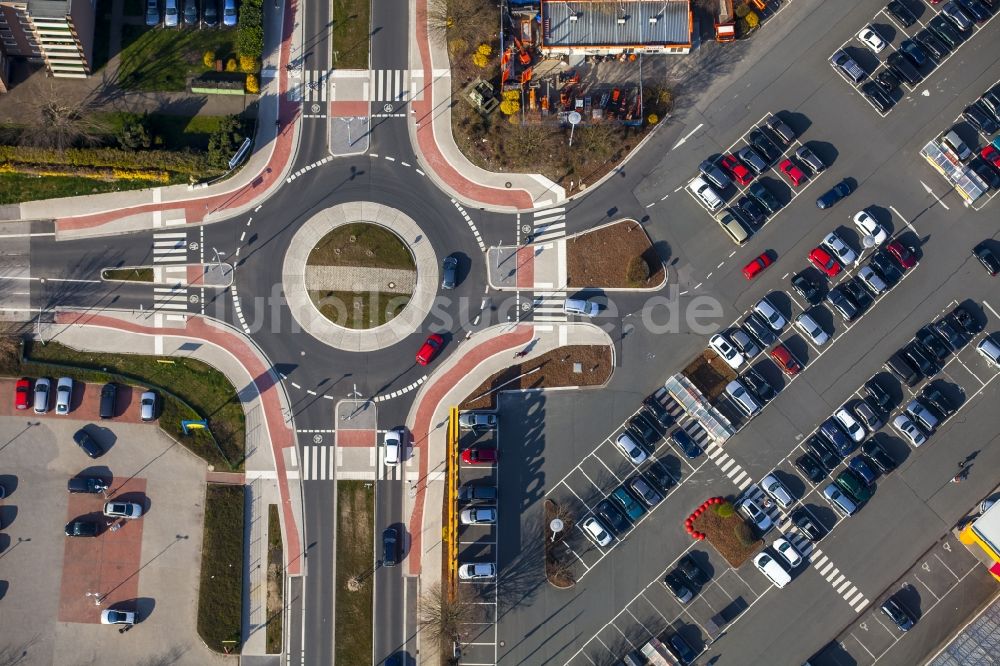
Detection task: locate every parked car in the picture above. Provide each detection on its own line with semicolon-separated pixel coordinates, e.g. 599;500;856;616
73;428;104;458
921;382;956;418
807;434;840;471
853;399;883;432
677;554;709;585
835;469;873;503
941;129;972;162
906;398;940;432
582;517;614;547
99;383;117;419
743;312;778;346
765;115;796;144
66;519;100;537
834;407;866;443
792;508;826;541
415;333;444;365
858;24;887;52
886;0;917;27
770;344;802;376
779;159;806;186
458;483;497;502
721;153;754;186
643;460;677;494
887;51;922;86
741;367;775;403
929;15;964;49
748;129;781;164
857;265;888;296
595;499;631;535
33;377;51;414
795;452;826;483
822;231;859;266
915;28;949;60
14;377;30;410
826;285;860;323
881;595;916;631
795;311;830;346
952;303;981;335
819;418;853;456
726;379;762;418
754;552;791;588
773;537;803;568
753;297;786;332
795;144;826;173
963;102;999;135
843;277;874;312
915;326;950;362
662;572;693;603
761;474;794;509
942;1;974;31
68;475;110;494
823;483;859;516
709;333;745;370
848;455;878;486
853;209;888;245
791;271;822;304
627;475;664;507
885;350;920;386
614;432;648;465
886;240;917;269
871;249;904;285
816;180;853;209
729;327;761;359
628;412;662;448
459;506;497;525
139;391;157;421
461;447;497;464
735;196;766;228
145;0;160;26
862;436;898;474
55;377;73;415
642;396;676;430
203;0;218;25
222;0;237;26
737;146;768;174
749;182;781;214
958;0;992;22
164;0;179;26
104;501;143;519
458;563;495;580
892;414;927;447
610;487;646;522
874;69;901;95
101;609;137;626
667;633;697;665
971;157;1000;191
864;375;893;412
671;429;703;459
688;176;724;211
809;246;842;277
699;159;732;190
862;82;895;113
183;0;198;25
459;412;497;430
739;496;773;533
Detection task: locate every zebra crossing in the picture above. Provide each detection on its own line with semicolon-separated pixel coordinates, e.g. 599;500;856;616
531;292;566;322
369;68;410;103
152;230;190;320
153;231;187;263
300;444;336;481
302;69;330;102
530;206;567;243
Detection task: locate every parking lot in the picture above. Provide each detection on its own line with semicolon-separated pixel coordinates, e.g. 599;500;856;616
0;416;219;664
829;0;1000;116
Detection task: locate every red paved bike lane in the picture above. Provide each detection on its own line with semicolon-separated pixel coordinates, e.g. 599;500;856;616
406;325;534;576
52;311;304;576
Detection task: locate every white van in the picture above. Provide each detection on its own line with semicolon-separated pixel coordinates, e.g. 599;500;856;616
564;298;599;317
754;552;792;588
688;176;724;211
977;337;1000;367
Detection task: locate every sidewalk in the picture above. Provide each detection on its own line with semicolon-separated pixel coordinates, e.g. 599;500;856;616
401;321;613;656
10;0;303;240
40;309;304;656
408;0;565;212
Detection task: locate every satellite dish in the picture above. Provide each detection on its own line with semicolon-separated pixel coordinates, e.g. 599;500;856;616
568;111;582;125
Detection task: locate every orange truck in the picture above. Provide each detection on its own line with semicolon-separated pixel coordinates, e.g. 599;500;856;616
715;0;736;42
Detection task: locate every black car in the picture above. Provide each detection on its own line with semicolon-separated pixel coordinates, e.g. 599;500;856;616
741;367;775;403
881;595;916;631
887;52;922;85
973;242;1000;276
743;312;778;346
748;182;781;215
915;326;950;362
667;633;697;665
816;179;853;209
864;375;893;412
677;554;709;585
65;519;100;537
182;0;198;25
629;413;662;447
382;528;399;567
870;249;904;285
826;285;860;322
795;452;826;483
862;436;898;474
874;69;901;95
671;429;703;459
898;40;929;69
792;508;826;541
736;196;767;228
982;87;1000;122
67;476;109;494
843;278;874;311
951;303;981;335
905;341;937;377
662;571;694;602
933;314;966;350
971;157;1000;190
964;102;1000;135
595;499;631;535
202;0;218;25
957;0;991;22
807;433;840;471
73;428;103;458
921;382;957;417
441;255;458;289
915;29;950;60
886;0;917;27
929;15;964;49
791;271;822;304
644;460;677;494
642;395;675;430
748;129;781;164
861;82;894;113
99;383;117;419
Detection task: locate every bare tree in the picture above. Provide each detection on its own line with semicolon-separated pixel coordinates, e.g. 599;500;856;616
21;83;107;151
416;582;482;649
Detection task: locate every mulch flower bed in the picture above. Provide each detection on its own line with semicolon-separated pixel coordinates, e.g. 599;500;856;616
566;220;665;289
683;351;737;401
459;345;612;411
688;498;763;568
544;499;576;589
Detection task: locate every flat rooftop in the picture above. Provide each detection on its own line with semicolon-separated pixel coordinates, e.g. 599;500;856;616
541;0;691;47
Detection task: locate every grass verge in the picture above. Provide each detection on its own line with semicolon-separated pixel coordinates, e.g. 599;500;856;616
307;290;410;330
118;25;237;92
102;267;154;282
96;112;232;152
335;480;374;664
197;483;245;652
5;338;245;469
566;220;664;289
0;173;161;205
307;223;416;270
266;503;283;653
459;345;612;410
331;0;371;69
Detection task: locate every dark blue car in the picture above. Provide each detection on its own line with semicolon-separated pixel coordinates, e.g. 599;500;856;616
816;180;853;209
819;418;854;456
671;429;703;459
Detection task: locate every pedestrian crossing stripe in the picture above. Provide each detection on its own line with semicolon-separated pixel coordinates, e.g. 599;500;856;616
369;69;411;103
532;292;567;322
152;231;188;264
532;206;567;242
300;445;334;481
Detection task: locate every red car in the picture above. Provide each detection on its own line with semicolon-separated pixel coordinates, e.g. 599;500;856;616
779;159;806;186
721;154;754;186
981;145;1000;169
14;377;31;410
415;333;445;366
809;247;842;277
742;253;773;280
461;447;497;465
770;345;802;376
886;240;916;270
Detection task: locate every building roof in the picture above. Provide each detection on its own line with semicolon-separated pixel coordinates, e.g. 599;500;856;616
26;0;73;19
541;0;691;48
972;500;1000;558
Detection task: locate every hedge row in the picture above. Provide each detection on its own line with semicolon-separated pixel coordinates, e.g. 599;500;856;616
236;0;264;61
0;145;209;176
0;162;172;183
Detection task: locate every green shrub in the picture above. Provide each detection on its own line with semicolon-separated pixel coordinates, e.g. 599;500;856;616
733;521;754;547
715;502;735;518
626;256;650;285
207;115;244;169
117;113;152;150
735;2;750;18
236;0;264;60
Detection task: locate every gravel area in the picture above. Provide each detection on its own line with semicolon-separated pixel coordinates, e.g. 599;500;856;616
566;220;664;288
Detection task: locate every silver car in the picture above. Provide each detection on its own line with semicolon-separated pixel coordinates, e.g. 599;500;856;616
753;297;786;332
164;0;179;26
615;432;648;465
905;399;939;433
795;311;830;346
893;414;927;447
822;231;859;266
761;474;794;509
795;145;825;173
139;391;156;421
726;380;762;417
103;501;143;519
857;265;887;296
33;377;51;414
55;377;74;415
460;507;497;525
739;496;773;532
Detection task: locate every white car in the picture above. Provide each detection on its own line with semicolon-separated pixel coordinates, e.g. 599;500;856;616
688;176;724;211
614;432;648;465
383;429;402;466
773;537;803;568
858;25;886;53
761;474;794;509
101;609;136;625
754;552;791;588
139;390;157;421
460;507;497;525
739;497;773;533
709;334;745;370
795;312;830;346
834;408;866;443
852;210;888;245
55;377;73;415
753;297;787;332
103;501;143;519
822;231;859;266
459;412;497;429
582;517;614;547
458;563;496;580
892;414;927;447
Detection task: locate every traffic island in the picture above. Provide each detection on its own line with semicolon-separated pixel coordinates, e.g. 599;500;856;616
687;498;763;568
544;499;576;589
566;219;665;289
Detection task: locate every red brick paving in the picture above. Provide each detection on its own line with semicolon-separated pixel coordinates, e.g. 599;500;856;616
52;312;303;575
59;478;147;623
516;245;535;289
336;429;376;447
0;377;149;423
330;100;369;117
206;471;246;484
406;325;533;576
412;0;535;211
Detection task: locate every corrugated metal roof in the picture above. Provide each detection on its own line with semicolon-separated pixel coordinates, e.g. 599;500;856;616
542;0;690;47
